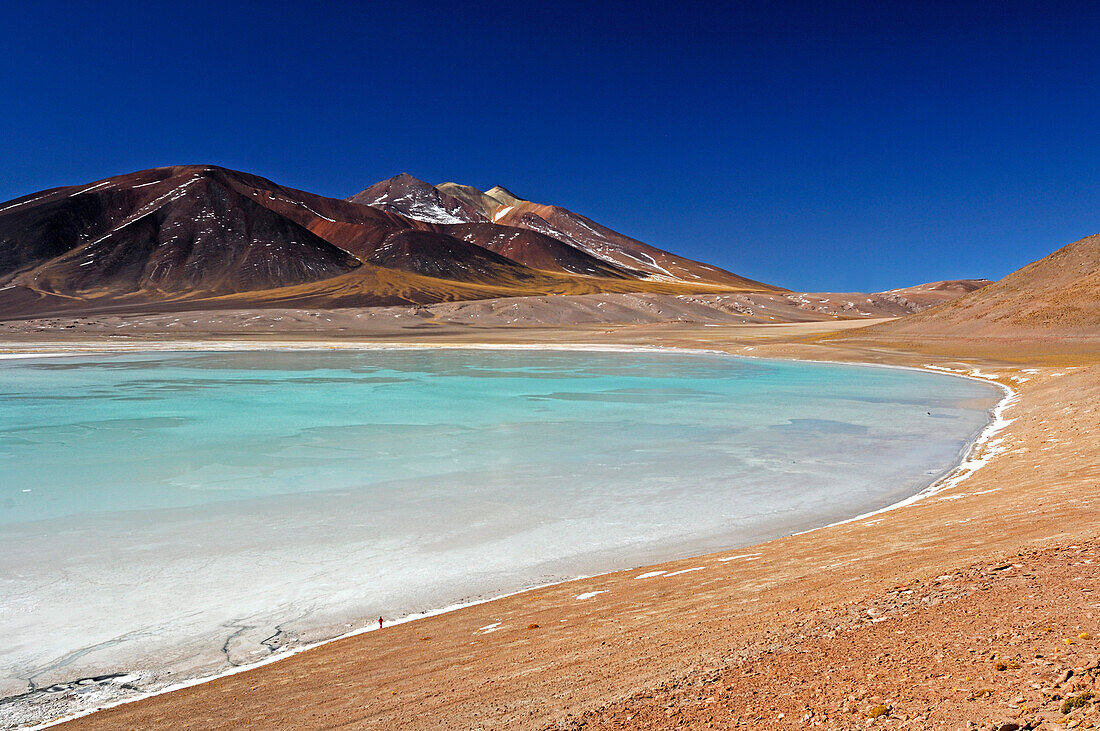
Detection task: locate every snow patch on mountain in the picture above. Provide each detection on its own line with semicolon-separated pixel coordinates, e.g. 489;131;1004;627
367;191;469;224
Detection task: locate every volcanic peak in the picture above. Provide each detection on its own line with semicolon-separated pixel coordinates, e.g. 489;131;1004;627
347;174;487;225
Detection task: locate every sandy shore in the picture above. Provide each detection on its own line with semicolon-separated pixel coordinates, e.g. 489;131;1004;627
6;319;1099;730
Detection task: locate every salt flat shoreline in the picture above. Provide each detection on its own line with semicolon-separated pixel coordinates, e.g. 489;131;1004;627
4;320;1097;730
4;335;1004;727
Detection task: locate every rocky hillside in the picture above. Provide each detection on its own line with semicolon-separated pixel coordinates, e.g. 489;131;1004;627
866;234;1099;337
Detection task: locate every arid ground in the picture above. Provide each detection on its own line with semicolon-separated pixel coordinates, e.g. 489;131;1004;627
0;311;1095;731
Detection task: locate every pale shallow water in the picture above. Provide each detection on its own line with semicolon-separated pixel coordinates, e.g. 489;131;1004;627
0;348;999;722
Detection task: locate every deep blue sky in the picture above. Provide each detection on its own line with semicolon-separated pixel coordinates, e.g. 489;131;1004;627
2;1;1098;291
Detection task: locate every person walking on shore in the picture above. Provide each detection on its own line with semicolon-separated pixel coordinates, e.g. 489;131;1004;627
378;616;383;630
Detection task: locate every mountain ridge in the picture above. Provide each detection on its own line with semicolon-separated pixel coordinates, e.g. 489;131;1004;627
0;165;778;318
408;176;773;288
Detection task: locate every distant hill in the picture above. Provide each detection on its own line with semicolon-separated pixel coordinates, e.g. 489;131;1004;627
0;166;778;318
866;234;1099;337
871;279;993;311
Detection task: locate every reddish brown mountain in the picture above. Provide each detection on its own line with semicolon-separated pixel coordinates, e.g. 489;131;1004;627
0;167;363;309
0;166;779;318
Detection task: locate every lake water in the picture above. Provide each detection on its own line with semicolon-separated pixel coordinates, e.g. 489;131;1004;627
0;348;999;719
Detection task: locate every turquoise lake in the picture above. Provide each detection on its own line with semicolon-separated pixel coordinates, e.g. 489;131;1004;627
0;348;1000;712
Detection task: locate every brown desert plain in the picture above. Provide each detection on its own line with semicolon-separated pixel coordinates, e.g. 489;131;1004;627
1;174;1099;730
